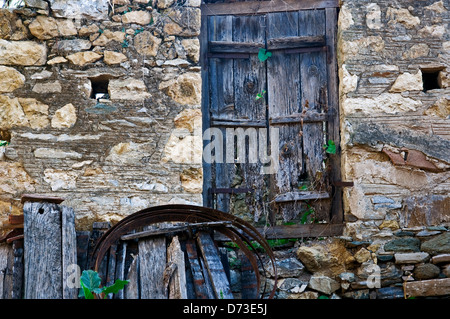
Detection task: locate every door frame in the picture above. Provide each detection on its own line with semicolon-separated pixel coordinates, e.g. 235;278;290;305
200;0;344;238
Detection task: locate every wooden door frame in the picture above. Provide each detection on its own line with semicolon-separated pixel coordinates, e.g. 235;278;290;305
200;0;344;238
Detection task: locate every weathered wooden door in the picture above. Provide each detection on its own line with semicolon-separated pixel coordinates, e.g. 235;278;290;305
201;0;342;236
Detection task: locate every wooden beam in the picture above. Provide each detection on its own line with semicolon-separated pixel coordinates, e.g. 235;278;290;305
197;231;233;299
202;0;339;16
21;194;64;204
267;35;325;50
269;112;331;125
121;221;232;241
214;223;344;241
274;191;330;203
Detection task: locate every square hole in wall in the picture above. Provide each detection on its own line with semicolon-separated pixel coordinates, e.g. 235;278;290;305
89;75;110;100
421;67;444;92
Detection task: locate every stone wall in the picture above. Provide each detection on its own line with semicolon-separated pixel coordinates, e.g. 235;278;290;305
0;0;203;230
256;0;450;299
0;0;449;299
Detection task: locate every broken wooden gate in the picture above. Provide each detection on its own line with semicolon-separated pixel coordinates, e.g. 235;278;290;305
201;0;343;237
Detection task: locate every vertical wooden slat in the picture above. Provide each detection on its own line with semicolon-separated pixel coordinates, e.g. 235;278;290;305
105;243;117;299
11;240;24;299
0;244;9;299
167;236;187;299
208;15;235;213
239;250;258;299
267;11;303;223
24;202;62;299
298;9;331;222
231;14;267;222
185;239;214;299
125;253;139;299
76;231;90;272
114;241;127;299
325;7;343;224
61;205;77;299
138;236;167;299
197;231;233;299
202;11;213;209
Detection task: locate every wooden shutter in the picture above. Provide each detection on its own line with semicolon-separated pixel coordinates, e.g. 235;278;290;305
201;0;343;237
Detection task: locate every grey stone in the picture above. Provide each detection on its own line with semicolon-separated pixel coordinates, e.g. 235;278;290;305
384;237;421;252
308;275;340;295
342;289;370;299
413;263;440;280
421;232;450;255
395;252;430;264
376;287;404;299
53;39;92;54
431;254;450;264
266;257;305;278
25;0;49;10
49;0;109;20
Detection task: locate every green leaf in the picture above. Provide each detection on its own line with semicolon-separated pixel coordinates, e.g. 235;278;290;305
324;140;336;154
80;270;102;292
0;140;8;147
102;279;130;298
258;48;272;62
80;281;95;299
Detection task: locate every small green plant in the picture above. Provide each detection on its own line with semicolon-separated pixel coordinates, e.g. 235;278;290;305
121;39;129;48
323;140;336;154
255;90;266;101
258;48;272;62
79;270;129;299
0;140;9;147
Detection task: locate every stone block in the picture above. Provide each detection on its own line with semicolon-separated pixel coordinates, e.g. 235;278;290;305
394;252;430;264
0;40;47;66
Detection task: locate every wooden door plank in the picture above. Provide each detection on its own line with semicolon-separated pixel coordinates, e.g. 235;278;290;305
185;239;214;299
23;202;62;299
325;7;343;224
138;236;167;299
267;11;304;223
202;11;212;209
196;232;233;299
208;15;235;214
61;205;77;299
298;9;332;223
166;236;187;299
231;14;267;223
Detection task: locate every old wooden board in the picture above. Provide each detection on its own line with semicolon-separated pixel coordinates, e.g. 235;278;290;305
196;231;233;299
0;244;10;299
23;202;62;299
166;236;187;299
267;10;303;223
61;205;77;299
138;235;167;299
185;239;214;299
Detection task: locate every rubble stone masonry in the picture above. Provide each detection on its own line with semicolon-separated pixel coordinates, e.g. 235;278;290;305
0;0;449;299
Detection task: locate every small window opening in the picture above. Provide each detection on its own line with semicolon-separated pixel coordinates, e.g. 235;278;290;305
89;75;110;100
421;68;443;92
